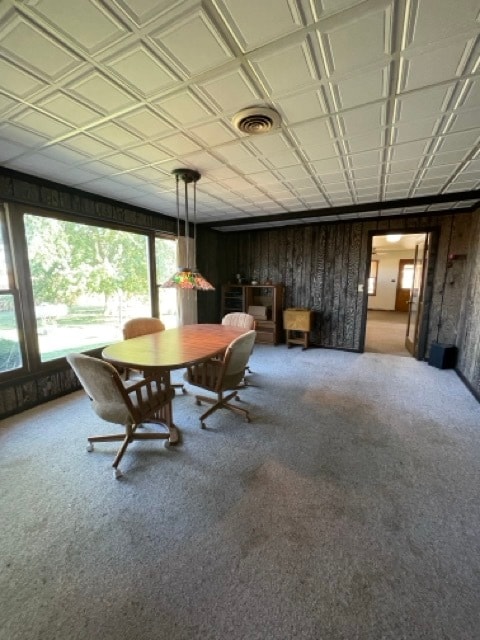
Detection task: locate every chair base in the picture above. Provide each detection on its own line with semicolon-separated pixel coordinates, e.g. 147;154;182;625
87;419;179;475
195;390;251;428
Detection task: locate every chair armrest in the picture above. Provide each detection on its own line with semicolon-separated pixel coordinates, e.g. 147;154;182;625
117;371;172;418
186;358;224;389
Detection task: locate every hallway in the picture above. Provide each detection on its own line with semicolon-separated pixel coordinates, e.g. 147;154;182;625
365;310;410;357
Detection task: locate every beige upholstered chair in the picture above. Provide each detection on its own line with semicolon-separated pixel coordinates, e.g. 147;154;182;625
184;330;256;429
221;312;256;380
221;312;256;330
122;317;185;393
123;316;165;339
67;353;177;479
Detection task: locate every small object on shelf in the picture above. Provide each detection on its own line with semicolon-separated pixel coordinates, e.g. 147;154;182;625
221;283;284;344
248;305;267;320
283;308;313;350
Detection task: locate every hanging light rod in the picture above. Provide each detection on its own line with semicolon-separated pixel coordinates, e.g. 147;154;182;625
162;168;214;291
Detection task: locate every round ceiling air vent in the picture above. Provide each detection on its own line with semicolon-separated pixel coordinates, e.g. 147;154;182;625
232;106;281;135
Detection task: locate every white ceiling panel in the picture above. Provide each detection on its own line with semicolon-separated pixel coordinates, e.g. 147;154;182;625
112;0;178;27
0;0;478;229
249;38;319;96
27;0;129;53
214;0;303;51
67;72;137;112
400;38;475;92
320;4;393;75
157;132;201;155
0;57;47;97
437;130;480;154
395;84;456;122
116;107;173;138
189;121;237;146
406;0;480;47
393;116;442;145
38;93;102;127
11;109;73;138
0;120;48;146
151;8;234;76
198;68;260;112
0;139;29;162
275;88;327;124
89;123;141;148
62;134;116;158
154;90;214;125
340;103;385;136
106;45;179;96
0;13;80;79
333;66;389;109
448;108;480;134
127;144;171;164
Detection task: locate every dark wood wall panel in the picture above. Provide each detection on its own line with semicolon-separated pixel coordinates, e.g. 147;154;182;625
457;213;480;396
217;212;479;365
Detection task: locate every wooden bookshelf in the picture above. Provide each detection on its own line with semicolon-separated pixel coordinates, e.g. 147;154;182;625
221;284;284;344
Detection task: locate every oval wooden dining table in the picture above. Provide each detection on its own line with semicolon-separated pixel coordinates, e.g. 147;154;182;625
102;324;249;442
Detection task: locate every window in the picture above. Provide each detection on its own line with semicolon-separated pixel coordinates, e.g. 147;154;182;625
400;263;414;289
368;260;378;295
24;214;152;362
0;204;178;379
155;235;178;328
0;210;23;373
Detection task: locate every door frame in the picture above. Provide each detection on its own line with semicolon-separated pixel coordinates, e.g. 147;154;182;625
359;227;440;359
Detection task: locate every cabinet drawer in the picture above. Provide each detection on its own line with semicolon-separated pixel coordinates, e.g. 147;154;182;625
255;331;274;344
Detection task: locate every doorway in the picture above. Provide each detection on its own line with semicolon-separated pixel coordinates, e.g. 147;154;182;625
365;232;428;357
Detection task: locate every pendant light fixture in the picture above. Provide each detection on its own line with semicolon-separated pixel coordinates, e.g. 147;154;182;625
161;168;214;291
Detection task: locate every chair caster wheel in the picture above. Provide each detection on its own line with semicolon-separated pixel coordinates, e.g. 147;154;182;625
200;421;206;429
87;442;94;452
114;468;123;479
196;399;202;406
181;386;186;394
245;416;251;423
235;395;241;402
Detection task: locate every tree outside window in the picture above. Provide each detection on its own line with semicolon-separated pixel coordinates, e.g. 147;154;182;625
24;214;152;362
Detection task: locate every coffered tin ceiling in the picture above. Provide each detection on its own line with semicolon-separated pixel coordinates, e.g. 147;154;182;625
0;0;479;231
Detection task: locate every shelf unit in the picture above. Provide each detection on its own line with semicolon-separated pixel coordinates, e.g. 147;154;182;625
221;284;284;344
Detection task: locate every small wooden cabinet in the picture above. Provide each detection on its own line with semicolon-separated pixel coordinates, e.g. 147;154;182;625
221;284;284;345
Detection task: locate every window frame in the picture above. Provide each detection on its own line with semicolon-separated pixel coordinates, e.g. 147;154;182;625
0;203;176;381
368;259;379;296
0;205;29;376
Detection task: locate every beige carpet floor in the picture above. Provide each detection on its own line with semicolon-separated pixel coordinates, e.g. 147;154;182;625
365;310;410;357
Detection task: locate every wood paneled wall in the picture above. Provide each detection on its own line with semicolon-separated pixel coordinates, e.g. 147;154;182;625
198;211;480;399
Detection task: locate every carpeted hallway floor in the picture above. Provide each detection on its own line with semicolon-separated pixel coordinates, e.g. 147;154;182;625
365;310;410;356
1;344;480;640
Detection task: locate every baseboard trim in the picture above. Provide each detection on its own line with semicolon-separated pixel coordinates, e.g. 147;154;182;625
455;368;480;404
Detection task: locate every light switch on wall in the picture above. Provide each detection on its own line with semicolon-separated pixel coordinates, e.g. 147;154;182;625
358;284;364;292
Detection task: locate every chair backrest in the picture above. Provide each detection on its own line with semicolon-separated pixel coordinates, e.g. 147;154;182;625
122;317;165;340
67;353;132;425
221;312;255;330
222;330;257;390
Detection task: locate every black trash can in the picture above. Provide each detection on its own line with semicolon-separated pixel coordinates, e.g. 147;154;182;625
428;343;457;369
